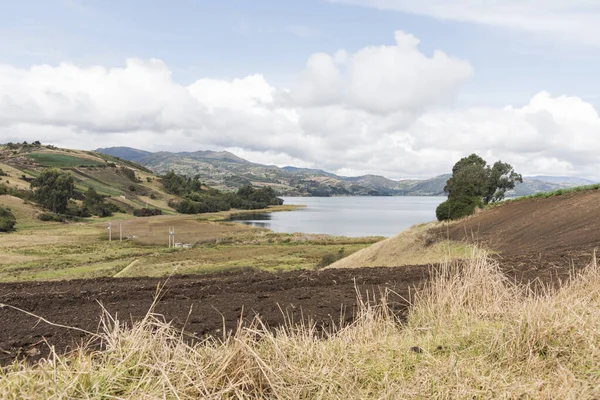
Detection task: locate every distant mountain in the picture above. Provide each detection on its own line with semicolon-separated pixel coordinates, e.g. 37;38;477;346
95;147;595;197
527;176;597;186
95;146;152;161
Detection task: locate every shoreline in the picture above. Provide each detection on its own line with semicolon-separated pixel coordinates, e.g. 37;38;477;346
195;203;306;222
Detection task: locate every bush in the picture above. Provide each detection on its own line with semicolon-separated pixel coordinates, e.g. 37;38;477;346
119;167;141;183
0;207;16;232
133;208;163;217
436;196;482;221
317;248;345;268
38;213;64;222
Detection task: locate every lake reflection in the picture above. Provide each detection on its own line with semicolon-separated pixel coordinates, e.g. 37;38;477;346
227;196;445;237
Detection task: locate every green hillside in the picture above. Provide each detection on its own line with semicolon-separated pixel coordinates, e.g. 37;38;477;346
0;142;176;215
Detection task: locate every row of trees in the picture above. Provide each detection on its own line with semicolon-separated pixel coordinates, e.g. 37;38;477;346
436;154;522;221
162;171;284;214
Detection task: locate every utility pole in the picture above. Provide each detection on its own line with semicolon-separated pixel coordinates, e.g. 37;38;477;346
107;222;112;242
169;226;175;248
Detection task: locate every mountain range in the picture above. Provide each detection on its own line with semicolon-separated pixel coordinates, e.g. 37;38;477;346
95;147;597;197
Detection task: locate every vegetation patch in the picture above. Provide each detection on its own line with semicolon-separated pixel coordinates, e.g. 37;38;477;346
501;183;600;204
25;153;105;168
0;206;16;232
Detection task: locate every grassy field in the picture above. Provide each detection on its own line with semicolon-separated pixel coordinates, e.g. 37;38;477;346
24;152;105;168
327;221;476;269
0;203;379;282
2;254;599;398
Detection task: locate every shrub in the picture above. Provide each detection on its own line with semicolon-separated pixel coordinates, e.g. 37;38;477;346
317;247;345;268
38;213;64;222
133;208;163;217
119;167;141;183
436;195;482;221
0;207;16;232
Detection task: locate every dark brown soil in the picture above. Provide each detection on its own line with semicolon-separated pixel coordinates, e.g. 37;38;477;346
442;189;600;257
0;266;431;366
1;252;592;367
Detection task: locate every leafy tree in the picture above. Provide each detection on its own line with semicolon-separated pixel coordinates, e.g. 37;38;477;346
437;154;522;221
0;207;16;232
483;161;523;204
30;169;75;214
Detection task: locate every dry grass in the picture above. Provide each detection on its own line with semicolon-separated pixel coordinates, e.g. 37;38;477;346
0;164;34;190
2;253;600;398
328;221;476;269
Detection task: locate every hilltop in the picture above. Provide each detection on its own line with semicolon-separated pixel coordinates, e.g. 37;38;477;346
96;146;594;197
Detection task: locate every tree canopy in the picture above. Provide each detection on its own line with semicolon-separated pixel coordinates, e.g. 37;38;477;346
161;171;283;214
437;154;522;221
30;169;75;214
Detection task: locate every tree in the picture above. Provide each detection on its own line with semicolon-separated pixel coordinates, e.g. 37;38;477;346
30;169;75;214
83;187;118;217
0;207;16;232
437;154;522;221
483;161;523;204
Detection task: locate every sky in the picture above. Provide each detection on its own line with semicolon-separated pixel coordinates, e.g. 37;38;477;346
1;0;600;179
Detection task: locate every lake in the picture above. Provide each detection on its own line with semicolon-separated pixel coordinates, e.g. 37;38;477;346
228;196;445;237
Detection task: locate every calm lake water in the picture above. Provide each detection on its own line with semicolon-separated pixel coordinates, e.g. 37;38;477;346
228;196;445;237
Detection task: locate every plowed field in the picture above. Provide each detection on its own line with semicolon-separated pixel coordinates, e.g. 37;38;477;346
1;254;591;366
443;189;600;260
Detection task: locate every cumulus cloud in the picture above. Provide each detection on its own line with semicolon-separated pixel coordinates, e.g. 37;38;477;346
1;31;600;179
330;0;600;45
289;31;473;115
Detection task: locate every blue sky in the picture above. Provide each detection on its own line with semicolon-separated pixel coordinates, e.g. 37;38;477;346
4;0;599;106
1;0;600;178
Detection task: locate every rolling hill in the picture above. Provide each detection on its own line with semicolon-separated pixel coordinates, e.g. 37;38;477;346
96;146;596;197
0;143;177;214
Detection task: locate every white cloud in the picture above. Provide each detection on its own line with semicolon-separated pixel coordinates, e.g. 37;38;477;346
289;30;473;116
331;0;600;45
1;31;600;179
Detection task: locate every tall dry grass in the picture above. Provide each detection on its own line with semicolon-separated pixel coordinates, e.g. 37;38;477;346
2;253;600;399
